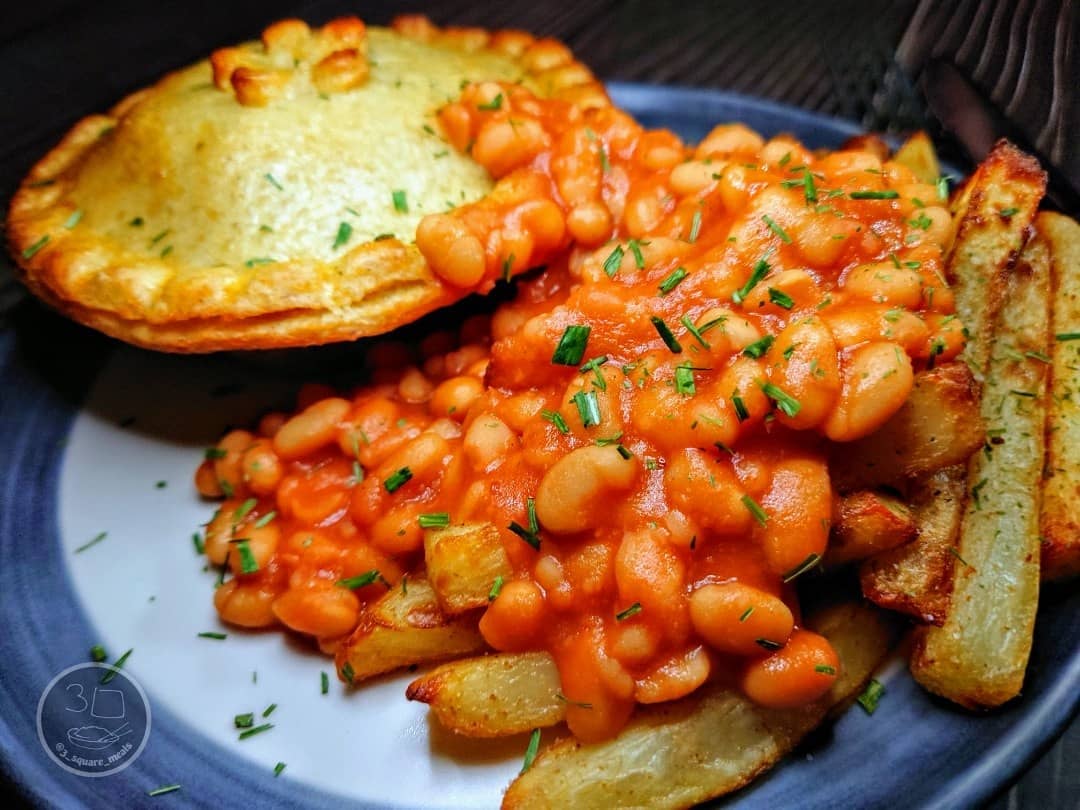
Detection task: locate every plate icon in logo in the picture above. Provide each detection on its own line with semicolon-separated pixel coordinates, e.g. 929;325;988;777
37;663;151;777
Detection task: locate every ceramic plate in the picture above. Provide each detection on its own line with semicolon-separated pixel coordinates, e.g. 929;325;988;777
1;84;1077;809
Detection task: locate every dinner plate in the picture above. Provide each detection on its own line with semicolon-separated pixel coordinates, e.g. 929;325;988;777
1;83;1077;810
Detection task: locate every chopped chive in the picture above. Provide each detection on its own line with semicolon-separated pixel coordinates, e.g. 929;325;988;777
391;189;408;213
760;382;801;417
947;546;972;567
572;390;601;427
160;245;173;258
742;494;768;527
150;229;171;245
1010;389;1036;398
658;267;689;296
238;723;274;741
234;713;255;729
602;245;624;278
477;93;503;111
732;254;772;304
90;644;107;663
204;446;227;460
233;498;257;523
555;693;594;709
936;176;950;200
63;209;83;229
264;173;284;191
756;638;782;651
384;467;413;493
333;221;353;249
75;531;108;554
615;602;642;621
220;480;234;498
742;335;775;359
849;189;898;199
681;315;710;349
768;288;794;309
551;325;591;365
198;631;227;640
688;208;703;243
508;521;541;550
1025;350;1051;363
236;540;259;574
650;316;683;353
732;394;750;422
100;649;133;684
526;497;540;536
521;728;542;774
781;552;822;582
27;178;56;188
262;703;277;718
1055;333;1080;341
351;461;364;486
857;679;885;714
998;206;1019;217
738;606;754;622
616;444;633;459
489;575;505;601
761;214;792;243
374;233;394;241
674;364;696;396
254;511;277;529
540;409;570;434
244;257;274;267
321;671;330;694
595;431;624;446
148;785;182;797
418;512;451;529
909;212;933;230
815;664;837;675
501;252;516;282
628;239;646;269
337;570;383;590
802;169;818;202
341;661;355;685
274;762;286;777
22;235;50;260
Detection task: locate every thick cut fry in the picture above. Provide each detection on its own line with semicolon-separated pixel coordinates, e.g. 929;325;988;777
502;603;896;810
425;522;513;615
1038;212;1080;580
335;575;486;683
946;139;1046;377
829;363;984;491
911;230;1050;708
827;490;916;565
859;466;966;625
406;651;565;737
891;131;940;185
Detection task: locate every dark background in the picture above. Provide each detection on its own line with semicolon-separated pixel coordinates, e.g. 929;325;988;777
1;1;1077;806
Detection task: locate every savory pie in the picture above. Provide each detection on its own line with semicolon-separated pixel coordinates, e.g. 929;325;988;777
7;15;607;351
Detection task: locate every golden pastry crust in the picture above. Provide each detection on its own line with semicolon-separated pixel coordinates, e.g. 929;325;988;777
7;15;608;352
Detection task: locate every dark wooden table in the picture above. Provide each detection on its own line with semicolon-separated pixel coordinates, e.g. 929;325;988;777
1;1;1076;806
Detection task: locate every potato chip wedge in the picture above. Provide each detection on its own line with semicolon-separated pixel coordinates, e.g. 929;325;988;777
335;575;486;683
891;131;941;185
425;522;513;615
945;139;1046;377
502;602;896;810
406;651;565;737
829;363;984;491
910;228;1050;708
859;466;966;625
1038;211;1080;580
827;490;917;565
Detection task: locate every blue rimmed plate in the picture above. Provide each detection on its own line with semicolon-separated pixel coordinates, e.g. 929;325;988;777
0;83;1077;809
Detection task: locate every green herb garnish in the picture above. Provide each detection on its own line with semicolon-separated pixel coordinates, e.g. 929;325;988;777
541;409;570;434
384;467;413;493
742;335;775;359
572;390;601;427
857;678;885;714
742;494;768;527
333;221;353;249
615;602;642;621
761;382;801;417
658;267;689;295
551;325;591;365
762;214;792;243
781;552;822;582
650;316;683;353
849;189;899;199
391;189;409;213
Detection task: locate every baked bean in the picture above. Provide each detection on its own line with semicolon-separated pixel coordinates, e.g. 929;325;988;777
690;582;793;655
194;461;224;497
213;429;255;496
535;445;637;533
843;261;923;307
610;622;661;667
696;123;764;158
669;160;719;196
664;449;751;535
765;317;840;430
214;579;279;628
273;397;351;460
397;367;434;404
740;629;840;708
633;645;711;704
758;457;832;576
615;529;688;638
228;522;281;577
416;214;486;287
272;584;360;638
824;341;914;441
479;579;546;650
464;413;515;471
241;438;283;495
